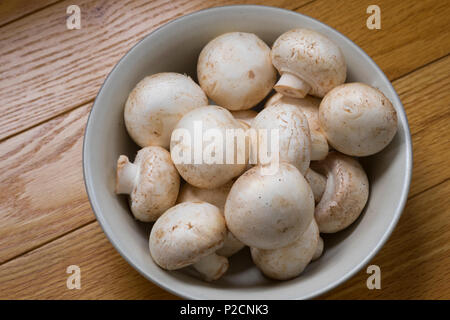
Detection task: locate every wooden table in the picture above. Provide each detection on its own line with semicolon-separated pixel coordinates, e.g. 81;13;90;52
0;0;449;300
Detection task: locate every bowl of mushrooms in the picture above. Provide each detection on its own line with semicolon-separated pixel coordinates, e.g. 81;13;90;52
83;5;412;299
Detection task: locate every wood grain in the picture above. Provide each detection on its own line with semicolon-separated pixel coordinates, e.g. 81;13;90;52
0;56;447;264
0;105;93;264
0;0;60;26
322;180;450;299
300;0;450;81
0;54;449;288
0;0;449;299
393;55;450;197
394;55;450;136
0;0;306;141
0;222;178;299
0;180;447;299
1;0;449;141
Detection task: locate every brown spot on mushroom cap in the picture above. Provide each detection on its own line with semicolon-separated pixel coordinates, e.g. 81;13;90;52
149;202;227;270
154;229;165;240
170;105;247;189
197;32;276;110
319;82;398;156
252;103;311;173
124;72;208;149
224;163;314;250
271;28;347;98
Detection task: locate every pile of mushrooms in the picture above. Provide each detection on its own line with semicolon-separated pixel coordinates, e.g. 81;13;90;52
115;29;398;282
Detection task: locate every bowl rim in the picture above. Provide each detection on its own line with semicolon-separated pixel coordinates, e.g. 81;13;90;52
83;4;413;300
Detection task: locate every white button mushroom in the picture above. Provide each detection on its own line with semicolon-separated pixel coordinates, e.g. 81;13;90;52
170;105;247;189
251;103;311;174
115;146;180;222
265;93;328;160
149;202;228;281
311;152;369;233
231;110;258;127
251;220;319;280
304;168;327;204
271;28;346;99
124;72;208;149
177;181;245;257
311;236;324;261
225;163;314;250
230;113;255;171
197;32;277;110
319;82;398;156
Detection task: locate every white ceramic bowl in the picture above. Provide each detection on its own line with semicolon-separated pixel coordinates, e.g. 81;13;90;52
83;5;412;299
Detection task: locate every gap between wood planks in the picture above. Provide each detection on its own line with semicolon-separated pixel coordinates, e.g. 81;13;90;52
0;0;449;267
0;0;313;144
0;0;448;299
0;53;448;267
0;0;63;27
1;0;449;141
0;176;447;299
3;177;442;268
0;51;447;146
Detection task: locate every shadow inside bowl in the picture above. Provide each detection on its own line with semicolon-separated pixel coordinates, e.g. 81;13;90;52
84;5;411;300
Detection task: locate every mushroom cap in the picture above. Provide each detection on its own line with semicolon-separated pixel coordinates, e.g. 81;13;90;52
231;112;255;170
311;151;369;233
197;32;277;110
265;93;328;160
149;202;227;270
177;181;245;257
231;110;258;127
251;220;319;280
319;82;398;156
177;180;233;209
124;72;208;149
170;105;247;189
225;163;315;250
271;28;346;98
251;103;311;174
312;236;324;261
120;146;180;222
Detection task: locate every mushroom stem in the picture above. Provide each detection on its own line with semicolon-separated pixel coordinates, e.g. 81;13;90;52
304;168;327;203
274;72;311;98
115;155;139;194
310;131;329;161
193;253;229;281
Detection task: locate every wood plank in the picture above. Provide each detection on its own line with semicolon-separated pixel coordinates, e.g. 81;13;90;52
0;52;448;265
1;0;449;141
0;105;93;264
322;180;450;299
0;0;60;26
393;55;450;136
0;0;306;141
1;180;447;299
0;222;178;299
299;0;450;81
393;56;450;197
409;117;450;197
